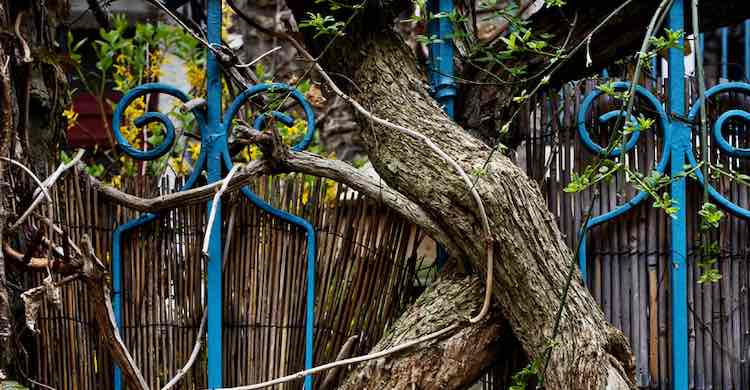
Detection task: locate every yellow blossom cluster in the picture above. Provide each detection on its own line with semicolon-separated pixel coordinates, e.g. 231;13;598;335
63;106;79;130
108;175;123;189
149;50;165;80
187;141;201;161
283;119;308;144
169;156;191;176
186;63;205;94
221;1;235;39
113;54;134;92
240;145;260;162
120;97;147;150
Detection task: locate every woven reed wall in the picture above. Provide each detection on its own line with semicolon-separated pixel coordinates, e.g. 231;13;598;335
27;173;424;389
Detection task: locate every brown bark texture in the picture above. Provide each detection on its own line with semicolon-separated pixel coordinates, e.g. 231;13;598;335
337;275;507;390
338;30;633;390
282;1;656;388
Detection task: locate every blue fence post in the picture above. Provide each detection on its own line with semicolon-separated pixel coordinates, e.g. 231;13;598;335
205;0;224;387
427;0;456;268
667;2;689;389
109;2;320;389
427;0;457;117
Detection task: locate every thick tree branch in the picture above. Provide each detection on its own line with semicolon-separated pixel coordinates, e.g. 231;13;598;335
84;151;451;250
337;275;507;390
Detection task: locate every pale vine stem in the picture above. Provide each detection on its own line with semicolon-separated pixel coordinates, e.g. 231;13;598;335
11;149;85;230
0;157;56;278
160;308;208;390
221;323;460;390
0;158;52;204
202;164;241;257
691;0;713;274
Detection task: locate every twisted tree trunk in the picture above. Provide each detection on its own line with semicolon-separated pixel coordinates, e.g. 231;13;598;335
329;30;633;389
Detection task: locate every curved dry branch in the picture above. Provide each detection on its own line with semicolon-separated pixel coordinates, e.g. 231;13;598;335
84;152;451;250
11;149;85;230
161;309;208;390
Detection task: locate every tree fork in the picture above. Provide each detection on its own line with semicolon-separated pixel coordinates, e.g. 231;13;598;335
284;2;636;388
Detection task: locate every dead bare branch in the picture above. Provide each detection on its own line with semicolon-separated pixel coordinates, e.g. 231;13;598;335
161;309;208;390
11;149;85;230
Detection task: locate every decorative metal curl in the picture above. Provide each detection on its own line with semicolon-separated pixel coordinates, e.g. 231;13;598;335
111;79;319;390
221;82;318;390
576;82;672;228
685;82;750;219
576;80;750;278
223;82;317;152
112;83;207;161
578;82;671;158
576;82;671;279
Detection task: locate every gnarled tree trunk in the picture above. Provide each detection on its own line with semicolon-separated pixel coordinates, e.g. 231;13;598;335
327;29;633;389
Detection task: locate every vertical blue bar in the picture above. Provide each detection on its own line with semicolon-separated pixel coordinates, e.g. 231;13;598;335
427;0;456;268
427;0;457;117
578;233;588;282
667;2;689;390
206;0;223;387
745;20;750;80
721;27;729;80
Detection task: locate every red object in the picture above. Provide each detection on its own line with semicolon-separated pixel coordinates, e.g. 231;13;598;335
67;92;120;148
67;91;160;149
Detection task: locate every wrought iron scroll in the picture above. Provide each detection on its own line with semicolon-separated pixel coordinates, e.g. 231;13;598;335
110;2;318;389
576;2;750;389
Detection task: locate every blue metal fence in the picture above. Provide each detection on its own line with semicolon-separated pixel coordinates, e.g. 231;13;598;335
109;1;317;388
575;2;750;389
108;1;750;388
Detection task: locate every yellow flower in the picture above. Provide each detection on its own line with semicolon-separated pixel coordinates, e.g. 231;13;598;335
108;175;122;189
114;64;129;77
286;120;307;141
186;63;205;92
119;126;142;149
124;97;147;121
63;106;78;130
221;2;235;38
249;145;260;160
169;157;191;176
149;50;164;79
188;142;201;161
302;182;310;205
149;65;162;79
116;53;127;64
114;78;129;92
240;145;260;162
120;155;137;176
324;181;338;206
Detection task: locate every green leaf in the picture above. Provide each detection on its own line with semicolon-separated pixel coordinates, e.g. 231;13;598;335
698;202;724;230
147;133;164;146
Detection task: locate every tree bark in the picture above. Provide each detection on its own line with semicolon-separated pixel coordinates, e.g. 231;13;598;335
343;31;634;389
0;37;15;377
283;1;640;387
337;275;508;390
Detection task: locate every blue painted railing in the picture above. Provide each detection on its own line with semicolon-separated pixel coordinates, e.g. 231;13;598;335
427;0;456;268
427;0;457;118
576;3;750;389
110;2;317;389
